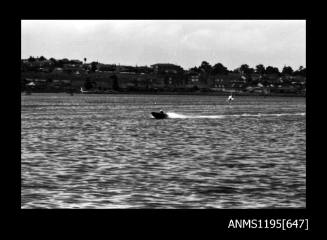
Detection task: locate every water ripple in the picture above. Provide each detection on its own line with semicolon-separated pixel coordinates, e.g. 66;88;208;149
21;94;306;208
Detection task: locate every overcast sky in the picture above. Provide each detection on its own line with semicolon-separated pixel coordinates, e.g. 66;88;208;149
21;20;306;71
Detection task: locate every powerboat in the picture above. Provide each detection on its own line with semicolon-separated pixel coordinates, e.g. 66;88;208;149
151;111;168;119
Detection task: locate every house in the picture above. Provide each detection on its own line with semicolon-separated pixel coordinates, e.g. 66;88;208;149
62;64;84;74
207;73;246;92
135;66;153;74
151;63;184;74
70;59;83;65
292;75;306;83
250;73;262;81
38;67;51;73
53;68;64;73
269;85;297;93
150;76;165;89
97;64;117;72
253;88;264;93
41;60;54;67
118;65;138;73
82;64;92;71
263;74;280;83
190;75;200;83
61;80;71;84
117;73;156;90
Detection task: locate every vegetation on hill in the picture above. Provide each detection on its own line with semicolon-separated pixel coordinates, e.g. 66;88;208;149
21;56;306;96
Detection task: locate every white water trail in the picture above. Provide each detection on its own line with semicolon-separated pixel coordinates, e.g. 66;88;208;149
166;112;305;119
166;112;225;119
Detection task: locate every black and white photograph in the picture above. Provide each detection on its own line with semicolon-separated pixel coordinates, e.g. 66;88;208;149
21;20;306;210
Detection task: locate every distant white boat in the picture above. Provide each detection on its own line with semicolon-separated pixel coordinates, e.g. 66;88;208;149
80;87;91;94
227;94;234;103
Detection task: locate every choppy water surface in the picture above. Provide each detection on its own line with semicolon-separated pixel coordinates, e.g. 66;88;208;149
21;93;306;208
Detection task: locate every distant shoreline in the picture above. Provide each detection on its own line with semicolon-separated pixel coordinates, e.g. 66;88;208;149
22;90;305;97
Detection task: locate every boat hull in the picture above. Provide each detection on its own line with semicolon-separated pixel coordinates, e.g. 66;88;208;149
151;112;168;119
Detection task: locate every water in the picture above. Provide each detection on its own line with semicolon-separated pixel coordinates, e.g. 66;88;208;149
21;93;306;209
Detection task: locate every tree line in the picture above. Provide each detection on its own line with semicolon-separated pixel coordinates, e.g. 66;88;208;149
190;61;306;77
24;56;306;77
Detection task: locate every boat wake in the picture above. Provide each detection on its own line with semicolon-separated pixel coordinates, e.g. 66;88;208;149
166;112;305;119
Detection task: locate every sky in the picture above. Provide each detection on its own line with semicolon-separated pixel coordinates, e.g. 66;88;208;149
21;20;306;71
